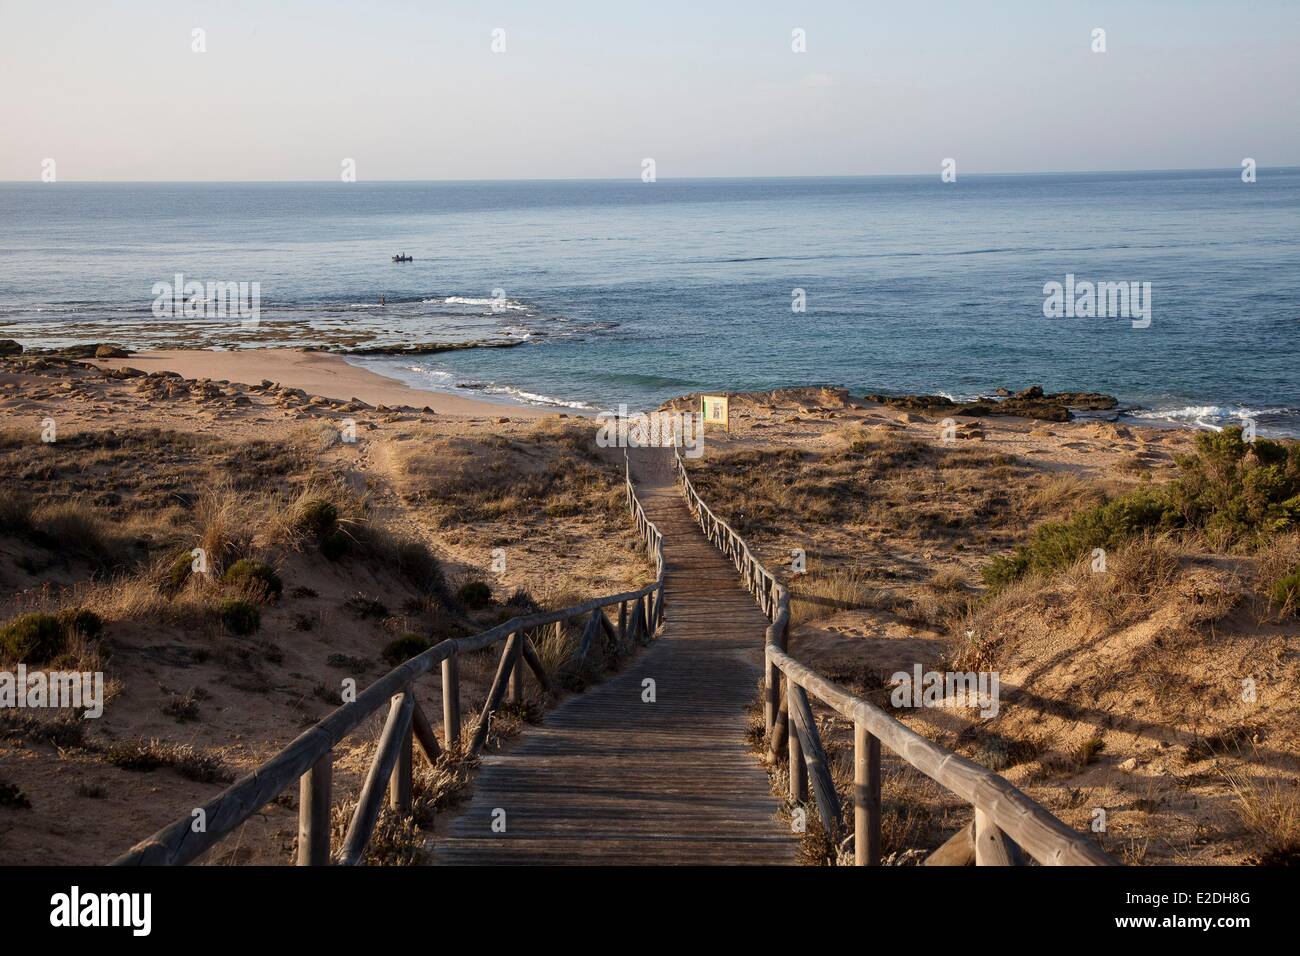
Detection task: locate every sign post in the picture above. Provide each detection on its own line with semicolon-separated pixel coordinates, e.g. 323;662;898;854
701;395;729;433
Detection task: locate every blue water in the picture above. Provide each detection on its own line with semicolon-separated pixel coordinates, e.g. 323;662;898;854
1;171;1297;432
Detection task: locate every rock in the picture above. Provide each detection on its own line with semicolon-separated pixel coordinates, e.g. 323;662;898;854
1015;385;1045;400
0;339;23;356
994;386;1010;397
94;344;130;358
1051;391;1119;411
497;417;510;424
1119;757;1140;772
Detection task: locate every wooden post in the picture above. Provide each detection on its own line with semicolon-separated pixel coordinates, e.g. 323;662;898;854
468;632;522;756
520;635;554;692
411;699;441;765
768;688;789;761
442;653;460;751
297;751;332;866
391;704;412;814
507;630;524;704
789;684;842;839
923;822;976;866
618;601;627;642
788;698;807;802
854;721;881;866
577;610;602;661
340;693;415;865
764;646;779;735
627;597;643;645
975;808;1023;865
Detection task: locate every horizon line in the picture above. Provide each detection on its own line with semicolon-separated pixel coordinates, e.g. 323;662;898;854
3;164;1297;186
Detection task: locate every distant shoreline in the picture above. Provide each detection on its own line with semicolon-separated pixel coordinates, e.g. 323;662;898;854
87;349;553;418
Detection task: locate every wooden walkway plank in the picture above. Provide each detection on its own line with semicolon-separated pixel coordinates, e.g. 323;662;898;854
434;449;797;865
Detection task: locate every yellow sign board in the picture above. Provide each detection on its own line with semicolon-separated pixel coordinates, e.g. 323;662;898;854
701;395;729;432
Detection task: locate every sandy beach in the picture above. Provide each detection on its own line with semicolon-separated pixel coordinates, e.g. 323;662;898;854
87;348;553;418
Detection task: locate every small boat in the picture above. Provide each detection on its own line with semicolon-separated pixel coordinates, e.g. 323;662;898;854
392;254;413;263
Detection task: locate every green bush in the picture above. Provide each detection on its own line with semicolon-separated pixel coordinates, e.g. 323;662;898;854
983;427;1300;591
295;499;339;537
221;559;282;601
381;634;430;665
164;549;196;593
1271;565;1300;616
218;598;261;635
982;487;1174;590
395;540;445;594
55;607;103;640
0;613;67;662
320;528;350;561
456;580;492;610
1166;429;1300;541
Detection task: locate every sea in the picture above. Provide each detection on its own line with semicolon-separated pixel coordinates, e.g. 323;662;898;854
1;169;1297;434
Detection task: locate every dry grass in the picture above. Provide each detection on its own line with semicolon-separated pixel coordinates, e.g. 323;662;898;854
102;739;232;784
789;566;894;626
396;423;621;526
1070;534;1184;626
325;802;427;866
1223;767;1300;865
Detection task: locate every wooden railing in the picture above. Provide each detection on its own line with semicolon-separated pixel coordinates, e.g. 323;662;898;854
113;455;665;866
673;447;1115;867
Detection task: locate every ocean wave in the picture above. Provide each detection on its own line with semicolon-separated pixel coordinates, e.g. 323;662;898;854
439;296;531;312
458;380;591;410
1129;403;1297;432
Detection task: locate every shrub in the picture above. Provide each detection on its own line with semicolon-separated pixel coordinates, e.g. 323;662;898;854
982;488;1173;590
981;428;1300;591
221;559;282;601
1271;565;1300;617
0;778;32;809
104;739;232;783
218;598;261;635
55;607;103;640
343;594;388;619
456;580;492;610
295;499;339;537
0;613;67;663
1166;429;1300;541
320;528;350;561
382;634;430;665
164;549;196;593
394;540;445;594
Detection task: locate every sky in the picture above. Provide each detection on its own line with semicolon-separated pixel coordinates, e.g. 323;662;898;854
1;0;1297;181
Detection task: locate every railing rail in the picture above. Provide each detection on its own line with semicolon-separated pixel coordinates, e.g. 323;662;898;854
114;452;665;866
672;447;1114;867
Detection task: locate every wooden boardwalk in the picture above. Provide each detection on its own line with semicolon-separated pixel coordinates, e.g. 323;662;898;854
434;450;798;865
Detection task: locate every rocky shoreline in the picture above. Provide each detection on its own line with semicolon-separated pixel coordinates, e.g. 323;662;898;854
861;385;1119;423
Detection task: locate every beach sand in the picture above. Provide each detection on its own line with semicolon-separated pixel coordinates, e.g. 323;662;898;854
88;348;553;418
